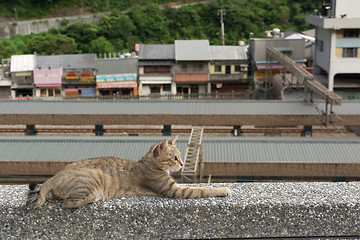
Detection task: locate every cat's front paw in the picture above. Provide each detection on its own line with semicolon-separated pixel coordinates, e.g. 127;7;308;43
218;187;230;197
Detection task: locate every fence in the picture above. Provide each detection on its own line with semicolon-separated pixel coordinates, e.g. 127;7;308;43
30;92;253;101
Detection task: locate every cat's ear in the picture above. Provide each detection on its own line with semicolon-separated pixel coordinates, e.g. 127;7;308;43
168;135;178;145
153;140;168;157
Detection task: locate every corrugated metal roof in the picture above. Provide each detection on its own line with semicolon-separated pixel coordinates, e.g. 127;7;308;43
10;55;36;72
0;136;188;161
60;54;96;69
319;101;360;114
0;100;320;115
36;55;62;68
210;46;247;60
96;59;138;75
139;44;175;60
175;40;210;61
203;137;360;163
36;54;96;69
0;136;359;164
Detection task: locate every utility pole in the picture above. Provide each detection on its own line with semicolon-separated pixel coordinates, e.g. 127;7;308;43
218;9;225;45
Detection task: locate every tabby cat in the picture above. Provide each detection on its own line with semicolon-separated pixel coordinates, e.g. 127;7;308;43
27;136;230;208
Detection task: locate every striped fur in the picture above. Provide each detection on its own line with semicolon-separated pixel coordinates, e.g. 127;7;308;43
27;136;230;209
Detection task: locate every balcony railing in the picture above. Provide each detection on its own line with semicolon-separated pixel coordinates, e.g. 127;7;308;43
80;76;96;82
64;76;96;84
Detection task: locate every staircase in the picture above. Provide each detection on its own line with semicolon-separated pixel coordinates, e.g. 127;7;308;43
181;127;204;183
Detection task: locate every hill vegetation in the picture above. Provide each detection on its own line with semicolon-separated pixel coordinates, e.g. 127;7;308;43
0;0;323;59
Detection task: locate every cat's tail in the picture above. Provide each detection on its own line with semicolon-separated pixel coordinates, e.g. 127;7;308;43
26;183;41;207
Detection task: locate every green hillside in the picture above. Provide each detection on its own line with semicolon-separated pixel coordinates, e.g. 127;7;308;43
0;0;324;59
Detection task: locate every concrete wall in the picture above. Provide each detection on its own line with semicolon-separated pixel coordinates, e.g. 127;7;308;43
0;13;105;39
0;182;359;239
249;38;306;62
335;0;360;18
314;27;332;73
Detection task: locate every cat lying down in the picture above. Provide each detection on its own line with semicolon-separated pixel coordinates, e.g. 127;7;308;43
27;136;230;208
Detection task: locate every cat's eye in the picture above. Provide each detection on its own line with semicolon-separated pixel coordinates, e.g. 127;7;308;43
174;156;178;161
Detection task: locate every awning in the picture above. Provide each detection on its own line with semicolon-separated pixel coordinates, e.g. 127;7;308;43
97;81;137;89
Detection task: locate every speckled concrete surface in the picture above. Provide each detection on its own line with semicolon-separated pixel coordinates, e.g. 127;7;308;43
0;182;359;239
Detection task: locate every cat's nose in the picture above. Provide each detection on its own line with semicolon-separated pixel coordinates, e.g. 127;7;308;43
179;161;183;167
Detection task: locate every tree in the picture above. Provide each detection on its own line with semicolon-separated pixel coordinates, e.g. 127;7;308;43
26;33;77;55
89;36;114;55
127;3;170;43
97;12;135;40
0;39;18;59
62;20;98;53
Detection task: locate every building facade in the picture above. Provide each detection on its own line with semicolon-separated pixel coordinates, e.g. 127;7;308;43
248;38;307;93
306;0;360;94
138;44;175;95
61;54;97;97
96;58;138;96
209;45;249;93
34;55;63;97
10;55;35;97
174;40;211;94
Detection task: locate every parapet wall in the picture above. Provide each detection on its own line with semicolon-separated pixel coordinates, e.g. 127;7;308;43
0;182;359;239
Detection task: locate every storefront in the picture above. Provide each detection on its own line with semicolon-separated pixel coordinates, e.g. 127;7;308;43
96;73;137;96
33;67;62;97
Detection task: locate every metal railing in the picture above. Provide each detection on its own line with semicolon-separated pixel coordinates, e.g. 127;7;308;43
29;92;253;101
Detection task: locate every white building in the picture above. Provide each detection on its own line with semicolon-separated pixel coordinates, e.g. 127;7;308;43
306;0;360;94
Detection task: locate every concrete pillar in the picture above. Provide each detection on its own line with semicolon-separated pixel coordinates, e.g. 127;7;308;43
207;82;211;93
302;125;312;137
162;125;171;136
171;82;177;95
26;125;36;135
233;126;241;136
95;125;104;136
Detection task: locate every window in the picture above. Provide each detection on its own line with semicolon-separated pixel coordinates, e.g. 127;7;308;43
241;65;248;72
40;89;47;96
343;29;359;38
150;86;161;94
162;84;171;92
342;48;358;58
144;66;171;74
190;85;199;94
234;65;241;72
215;65;222;72
281;50;292;57
225;65;231;74
317;40;324;52
181;63;188;72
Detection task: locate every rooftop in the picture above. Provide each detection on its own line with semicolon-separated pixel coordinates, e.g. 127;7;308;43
96;58;138;75
210;45;247;61
35;54;96;70
60;54;96;69
175;40;210;61
138;44;175;60
10;55;36;72
36;55;62;69
1;136;359;164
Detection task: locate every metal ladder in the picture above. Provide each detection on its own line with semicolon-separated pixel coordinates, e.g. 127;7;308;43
181;127;204;183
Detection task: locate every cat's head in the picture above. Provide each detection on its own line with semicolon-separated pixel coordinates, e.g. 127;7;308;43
150;135;183;173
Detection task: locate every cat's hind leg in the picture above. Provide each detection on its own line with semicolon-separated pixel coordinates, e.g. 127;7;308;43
62;193;99;208
60;168;106;208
